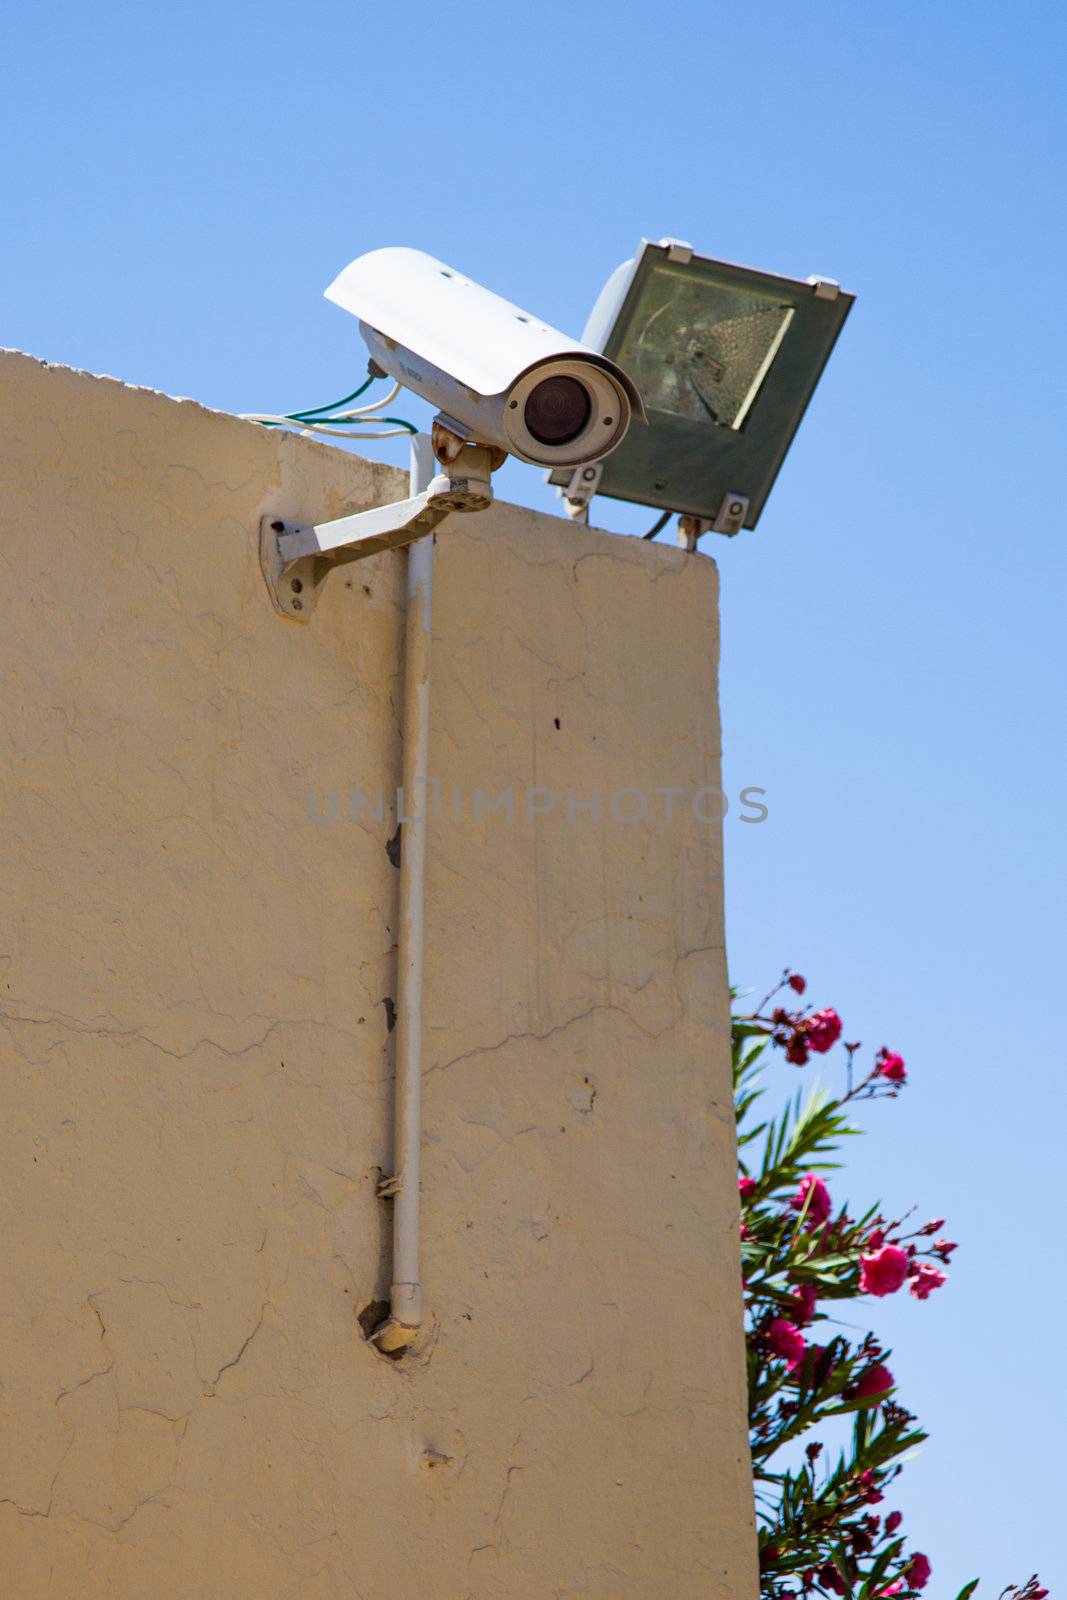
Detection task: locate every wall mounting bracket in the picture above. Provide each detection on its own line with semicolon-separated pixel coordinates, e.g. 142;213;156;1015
260;424;498;622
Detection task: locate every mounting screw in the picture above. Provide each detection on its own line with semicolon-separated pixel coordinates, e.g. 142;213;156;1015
271;520;285;533
292;598;303;611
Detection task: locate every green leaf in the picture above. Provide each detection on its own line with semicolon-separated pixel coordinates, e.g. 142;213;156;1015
824;1391;896;1417
831;1543;856;1600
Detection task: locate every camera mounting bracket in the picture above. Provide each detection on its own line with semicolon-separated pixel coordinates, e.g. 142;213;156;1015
260;419;501;622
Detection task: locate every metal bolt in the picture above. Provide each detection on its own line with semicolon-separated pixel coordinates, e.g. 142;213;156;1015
271;520;285;533
292;599;303;611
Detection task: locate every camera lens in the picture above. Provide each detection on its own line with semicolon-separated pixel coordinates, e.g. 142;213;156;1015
524;375;592;446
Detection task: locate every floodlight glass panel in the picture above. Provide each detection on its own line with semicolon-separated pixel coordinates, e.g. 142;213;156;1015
565;243;854;528
613;264;795;432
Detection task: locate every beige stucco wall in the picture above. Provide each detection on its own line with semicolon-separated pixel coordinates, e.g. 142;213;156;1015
0;349;757;1599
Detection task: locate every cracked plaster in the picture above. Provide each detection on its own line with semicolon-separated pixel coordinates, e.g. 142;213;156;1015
0;350;758;1598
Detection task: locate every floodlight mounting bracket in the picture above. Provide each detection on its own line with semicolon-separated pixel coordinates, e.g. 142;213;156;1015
676;494;749;549
558;460;604;521
557;465;748;545
260;418;500;621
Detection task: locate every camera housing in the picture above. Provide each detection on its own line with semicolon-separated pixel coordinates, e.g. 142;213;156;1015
325;247;645;468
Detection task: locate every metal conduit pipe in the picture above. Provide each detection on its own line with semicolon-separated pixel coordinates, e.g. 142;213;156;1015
370;434;435;1354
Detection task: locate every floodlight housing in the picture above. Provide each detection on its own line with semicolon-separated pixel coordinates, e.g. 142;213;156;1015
550;239;854;532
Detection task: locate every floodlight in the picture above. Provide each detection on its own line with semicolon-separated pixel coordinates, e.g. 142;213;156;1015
550;239;854;534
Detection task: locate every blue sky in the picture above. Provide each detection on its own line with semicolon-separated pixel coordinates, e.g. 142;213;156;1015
3;0;1063;1588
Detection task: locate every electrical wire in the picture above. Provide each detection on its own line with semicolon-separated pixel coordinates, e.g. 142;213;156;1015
285;374;376;420
240;376;415;436
278;380;404;425
306;416;417;437
324;380;401;419
242;415;417;438
642;510;672;540
300;422;415;441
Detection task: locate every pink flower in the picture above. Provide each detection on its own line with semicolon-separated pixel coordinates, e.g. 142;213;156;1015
860;1245;909;1297
807;1008;842;1053
867;1227;886;1251
907;1554;932;1590
740;1222;750;1240
877;1584;905;1597
791;1281;818;1327
767;1318;807;1371
788;973;807;994
885;1510;902;1535
909;1262;947;1300
818;1564;846;1596
738;1175;756;1199
791;1173;832;1227
877;1048;907;1082
933;1237;957;1258
854;1363;894;1400
856;1467;884;1505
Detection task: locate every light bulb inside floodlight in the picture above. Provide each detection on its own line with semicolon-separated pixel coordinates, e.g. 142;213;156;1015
614;264;795;431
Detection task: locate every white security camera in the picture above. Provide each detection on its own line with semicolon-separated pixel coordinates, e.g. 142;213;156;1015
324;247;645;469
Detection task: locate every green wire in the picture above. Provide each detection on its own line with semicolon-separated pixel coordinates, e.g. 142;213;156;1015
257;414;418;436
248;371;418;436
285;374;376;421
249;371;423;434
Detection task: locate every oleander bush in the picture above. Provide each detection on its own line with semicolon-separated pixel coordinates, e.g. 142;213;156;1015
735;972;1044;1600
